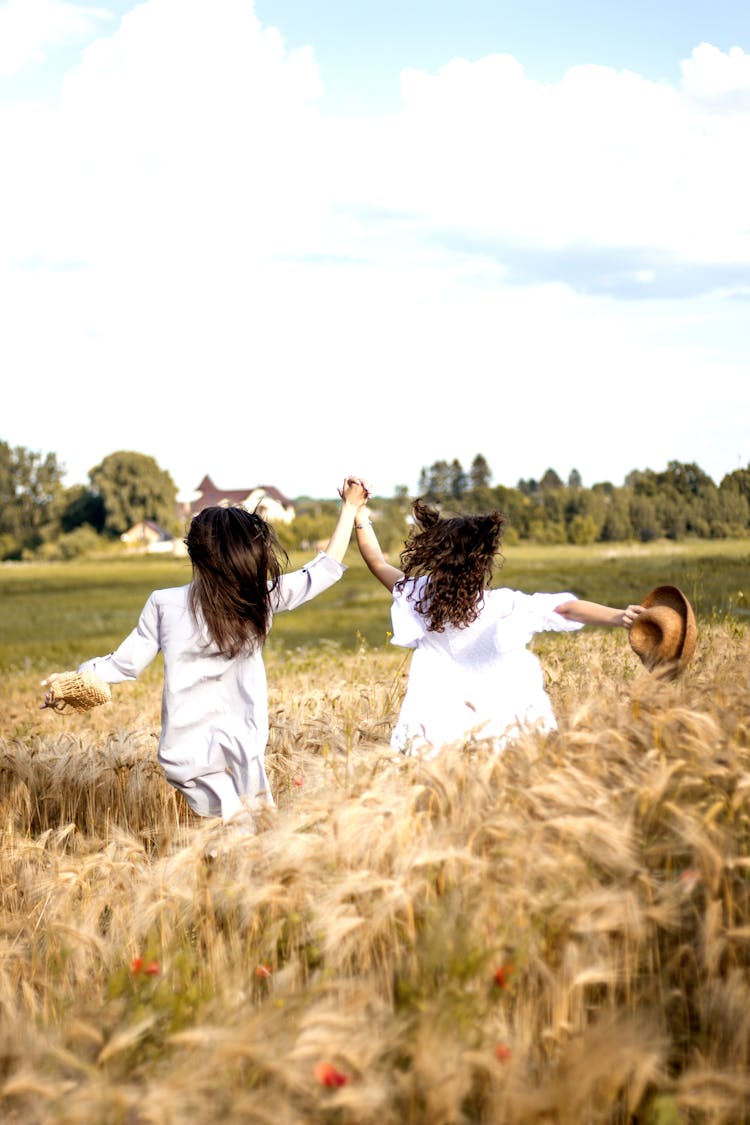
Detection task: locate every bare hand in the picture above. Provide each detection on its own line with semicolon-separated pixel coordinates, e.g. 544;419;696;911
622;604;645;629
40;672;62;710
338;477;371;504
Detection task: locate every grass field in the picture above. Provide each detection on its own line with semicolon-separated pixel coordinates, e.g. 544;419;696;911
1;537;747;670
1;542;749;1123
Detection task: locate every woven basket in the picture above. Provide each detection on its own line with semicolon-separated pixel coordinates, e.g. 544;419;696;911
42;670;112;713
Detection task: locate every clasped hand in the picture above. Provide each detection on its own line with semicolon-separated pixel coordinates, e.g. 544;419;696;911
338;477;371;504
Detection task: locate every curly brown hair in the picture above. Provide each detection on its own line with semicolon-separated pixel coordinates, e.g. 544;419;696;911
185;506;289;658
397;498;507;632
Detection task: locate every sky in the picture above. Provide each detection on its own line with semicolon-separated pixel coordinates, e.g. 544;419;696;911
1;0;749;501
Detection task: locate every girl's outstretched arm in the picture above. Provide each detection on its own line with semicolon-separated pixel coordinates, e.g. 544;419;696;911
353;497;404;592
554;599;645;628
321;477;370;563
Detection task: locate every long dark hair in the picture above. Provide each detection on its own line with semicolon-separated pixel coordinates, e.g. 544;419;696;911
397;498;507;632
185;505;289;657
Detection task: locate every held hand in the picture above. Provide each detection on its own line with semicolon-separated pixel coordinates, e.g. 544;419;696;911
40;672;62;710
338;477;371;505
621;604;645;629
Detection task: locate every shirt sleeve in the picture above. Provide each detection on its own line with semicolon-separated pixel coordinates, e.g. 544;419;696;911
390;578;428;649
271;551;345;614
78;593;161;683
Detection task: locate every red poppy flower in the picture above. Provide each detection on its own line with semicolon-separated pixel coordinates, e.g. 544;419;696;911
494;1043;512;1062
130;957;144;975
144;961;160;975
313;1061;349;1087
293;775;304;787
255;964;272;978
493;963;514;988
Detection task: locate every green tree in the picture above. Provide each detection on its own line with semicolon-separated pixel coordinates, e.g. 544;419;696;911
699;486;749;538
716;467;750;536
470;454;492;490
492;485;531;540
654;491;688;540
89;451;178;537
57;484;106;533
366;498;411;555
625;467;660;497
539;487;567;526
629;494;661;542
0;440;65;557
626;462;717;540
596;487;633;541
538;468;564;492
564;487;607;542
567;514;599;545
527;515;566;544
660;460;714;498
449;458;468;502
379;487;413;550
720;465;750;499
464;453;495;512
418;459;457;504
36;524;103;561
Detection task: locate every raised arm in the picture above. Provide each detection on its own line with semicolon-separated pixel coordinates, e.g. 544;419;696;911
353;499;404;592
321;477;371;563
554;599;645;629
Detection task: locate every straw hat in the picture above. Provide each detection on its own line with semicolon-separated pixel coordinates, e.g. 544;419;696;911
628;585;697;678
41;670;112;713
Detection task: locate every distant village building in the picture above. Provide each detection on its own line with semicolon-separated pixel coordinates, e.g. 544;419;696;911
178;475;296;525
120;520;174;553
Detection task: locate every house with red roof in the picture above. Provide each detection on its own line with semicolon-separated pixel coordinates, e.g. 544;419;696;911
179;475;296;525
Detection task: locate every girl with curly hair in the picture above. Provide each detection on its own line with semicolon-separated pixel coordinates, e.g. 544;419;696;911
354;495;643;757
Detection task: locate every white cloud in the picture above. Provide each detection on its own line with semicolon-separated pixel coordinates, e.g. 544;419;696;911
681;42;750;110
5;8;749;281
0;0;113;76
2;0;325;273
339;47;750;268
1;1;748;495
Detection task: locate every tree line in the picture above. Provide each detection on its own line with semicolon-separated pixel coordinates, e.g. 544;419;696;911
1;441;749;561
408;454;750;547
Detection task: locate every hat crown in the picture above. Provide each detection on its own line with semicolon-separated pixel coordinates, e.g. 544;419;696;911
628;585;696;677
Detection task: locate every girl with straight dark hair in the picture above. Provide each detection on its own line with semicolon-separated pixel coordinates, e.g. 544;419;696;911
44;477;369;823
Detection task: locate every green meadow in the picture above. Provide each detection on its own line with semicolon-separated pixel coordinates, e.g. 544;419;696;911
1;538;747;672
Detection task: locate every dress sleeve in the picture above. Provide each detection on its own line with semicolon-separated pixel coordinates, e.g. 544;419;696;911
78;593;161;683
271;552;345;614
523;591;585;633
390;579;427;649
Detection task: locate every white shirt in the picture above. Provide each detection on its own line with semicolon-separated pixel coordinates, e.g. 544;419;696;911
80;552;344;818
390;577;583;756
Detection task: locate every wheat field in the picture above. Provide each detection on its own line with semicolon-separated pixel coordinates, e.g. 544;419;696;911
1;623;749;1124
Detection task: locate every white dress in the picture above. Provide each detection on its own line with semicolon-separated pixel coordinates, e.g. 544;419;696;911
79;552;344;819
389;577;584;756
